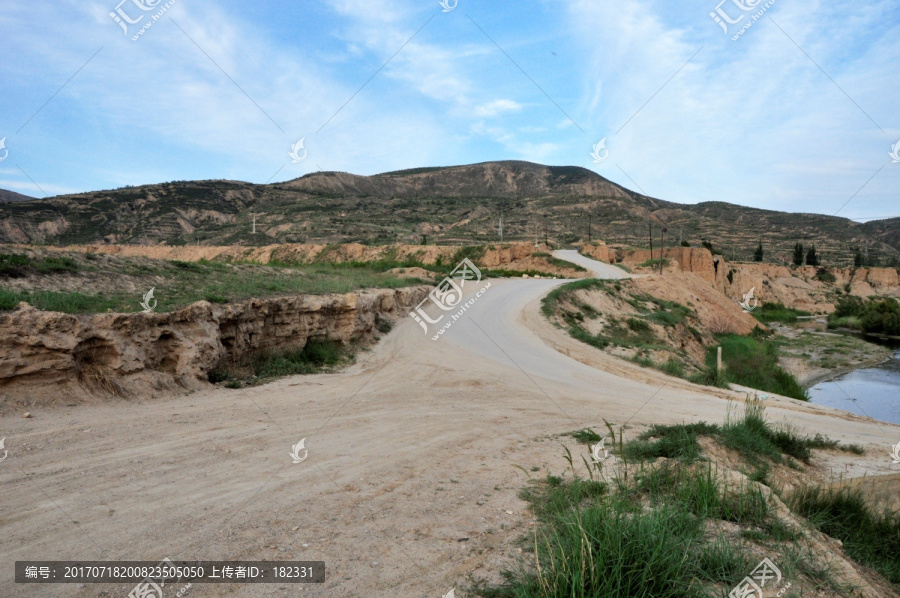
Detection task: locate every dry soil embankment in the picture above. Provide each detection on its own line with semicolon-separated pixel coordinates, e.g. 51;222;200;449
0;287;428;409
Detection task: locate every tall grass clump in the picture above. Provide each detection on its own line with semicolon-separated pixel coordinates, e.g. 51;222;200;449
481;464;757;597
789;486;900;585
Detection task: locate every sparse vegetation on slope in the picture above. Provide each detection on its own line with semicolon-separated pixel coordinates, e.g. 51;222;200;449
479;401;883;597
543;278;813;398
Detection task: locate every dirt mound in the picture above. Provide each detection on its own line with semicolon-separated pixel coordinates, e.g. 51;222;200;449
545;274;760;377
632;272;759;336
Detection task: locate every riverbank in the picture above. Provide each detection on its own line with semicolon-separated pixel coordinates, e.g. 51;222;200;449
773;321;894;387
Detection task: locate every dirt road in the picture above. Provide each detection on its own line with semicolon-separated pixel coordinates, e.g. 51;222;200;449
2;260;898;597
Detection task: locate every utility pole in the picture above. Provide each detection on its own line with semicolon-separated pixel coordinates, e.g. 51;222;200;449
588;213;592;243
660;227;668;275
499;206;504;243
252;213;257;234
679;227;683;246
648;221;654;258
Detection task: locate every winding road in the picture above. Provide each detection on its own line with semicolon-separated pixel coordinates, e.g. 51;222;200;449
1;252;897;597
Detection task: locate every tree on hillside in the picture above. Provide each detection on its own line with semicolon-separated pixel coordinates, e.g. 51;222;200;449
806;245;820;266
793;243;805;266
754;241;764;262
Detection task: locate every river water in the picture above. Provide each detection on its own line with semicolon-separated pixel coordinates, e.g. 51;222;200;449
808;343;900;425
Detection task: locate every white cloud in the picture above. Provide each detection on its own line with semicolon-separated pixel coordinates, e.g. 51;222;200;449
562;0;900;216
473;99;523;117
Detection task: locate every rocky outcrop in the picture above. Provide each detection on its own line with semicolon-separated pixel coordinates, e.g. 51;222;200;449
0;287;428;405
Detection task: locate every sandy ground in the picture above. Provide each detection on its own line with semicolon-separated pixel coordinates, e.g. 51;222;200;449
2;256;899;598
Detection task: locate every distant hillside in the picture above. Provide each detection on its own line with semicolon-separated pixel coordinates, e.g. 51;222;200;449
0;161;897;266
0;189;36;204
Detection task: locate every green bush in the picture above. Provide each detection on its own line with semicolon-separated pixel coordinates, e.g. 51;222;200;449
0;254;31;277
627;317;651;333
828;296;900;336
860;298;900;336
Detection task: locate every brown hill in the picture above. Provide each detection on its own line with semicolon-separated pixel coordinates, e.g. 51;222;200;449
0;162;897;266
0;188;36;204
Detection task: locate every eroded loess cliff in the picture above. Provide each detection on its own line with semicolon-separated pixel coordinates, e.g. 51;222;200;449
587;244;900;314
0;287;428;408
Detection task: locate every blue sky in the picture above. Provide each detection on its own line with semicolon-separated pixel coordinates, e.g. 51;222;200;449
0;0;898;220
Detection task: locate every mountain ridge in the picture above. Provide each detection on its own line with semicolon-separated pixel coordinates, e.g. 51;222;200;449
0;161;896;266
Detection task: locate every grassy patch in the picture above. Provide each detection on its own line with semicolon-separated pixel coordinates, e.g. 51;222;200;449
478;400;872;596
623;422;718;461
210;339;352;384
0;289;123;313
752;301;811;324
637;257;670;269
1;257;423;314
0;253;79;277
481;459;774;597
624;401;860;466
789;486;900;585
568;428;603;444
709;334;808;401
